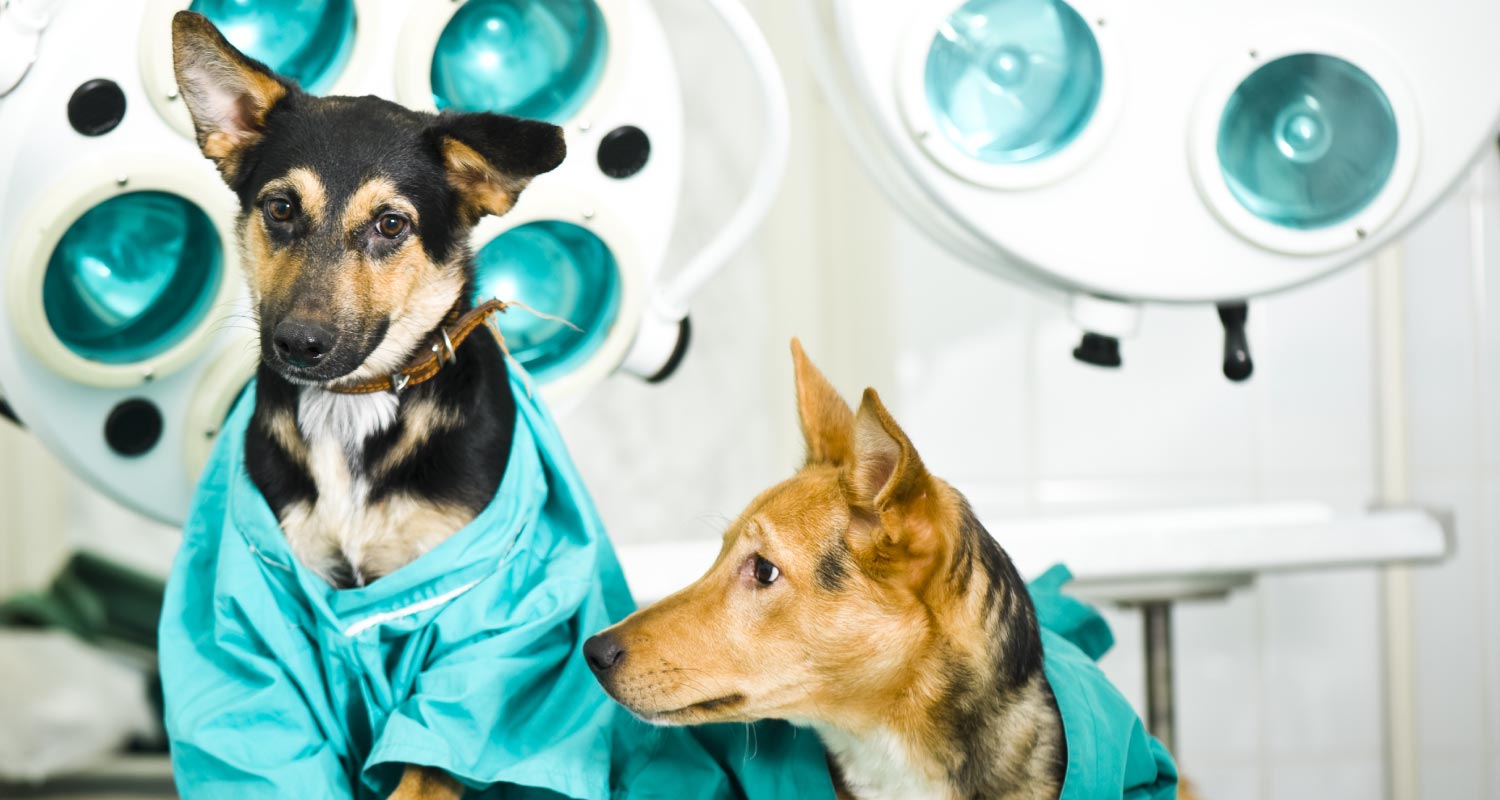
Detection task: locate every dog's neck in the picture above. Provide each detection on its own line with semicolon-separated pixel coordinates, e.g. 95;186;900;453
814;672;1062;800
817;509;1066;800
244;314;516;588
815;723;957;800
296;386;400;464
813;671;1062;800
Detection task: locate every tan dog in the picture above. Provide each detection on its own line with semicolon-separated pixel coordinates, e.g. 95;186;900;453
586;341;1067;800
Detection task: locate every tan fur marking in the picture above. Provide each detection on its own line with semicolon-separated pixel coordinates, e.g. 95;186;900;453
201;133;242;162
390;765;463;800
241;216;273;305
341;177;419;238
172;13;286;179
240;211;308;311
334;254;465;387
358;496;474;581
279;427;474;588
259;408;307;466
440;137;524;223
371;399;463;479
258;169;329;226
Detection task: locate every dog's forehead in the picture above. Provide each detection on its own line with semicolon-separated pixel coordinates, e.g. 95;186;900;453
252;95;443;202
743;469;849;551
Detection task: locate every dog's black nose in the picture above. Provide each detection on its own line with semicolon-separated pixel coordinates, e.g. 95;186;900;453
584;633;625;674
273;320;335;369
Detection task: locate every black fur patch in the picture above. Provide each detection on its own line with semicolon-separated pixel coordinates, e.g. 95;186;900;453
815;543;850;592
927;500;1062;797
364;332;512;512
429;111;568;186
243;374;315;512
959;502;1044;688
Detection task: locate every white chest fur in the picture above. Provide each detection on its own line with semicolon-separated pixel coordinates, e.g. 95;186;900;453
815;725;957;800
280;390;402;586
298;388;399;461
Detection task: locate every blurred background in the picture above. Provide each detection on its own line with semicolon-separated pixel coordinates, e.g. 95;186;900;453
1;0;1498;798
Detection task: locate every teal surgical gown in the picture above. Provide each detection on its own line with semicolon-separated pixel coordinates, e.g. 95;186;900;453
1032;565;1179;800
158;365;835;799
159;361;1174;799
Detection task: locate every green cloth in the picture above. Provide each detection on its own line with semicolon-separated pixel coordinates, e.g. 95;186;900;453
158;365;835;799
1030;565;1179;799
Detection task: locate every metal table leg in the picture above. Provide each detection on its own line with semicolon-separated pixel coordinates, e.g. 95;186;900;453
1142;600;1176;756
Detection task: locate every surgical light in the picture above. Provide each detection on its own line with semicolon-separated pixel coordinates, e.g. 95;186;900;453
1216;53;1398;231
429;0;607;122
43;190;221;364
923;0;1102;166
806;0;1500;373
471;220;621;378
0;0;787;525
188;0;356;93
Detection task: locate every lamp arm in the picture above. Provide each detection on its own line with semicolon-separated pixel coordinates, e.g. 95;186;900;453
651;0;790;321
0;0;64;97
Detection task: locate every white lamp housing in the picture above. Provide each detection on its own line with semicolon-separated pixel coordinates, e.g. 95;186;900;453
805;0;1500;304
0;0;785;524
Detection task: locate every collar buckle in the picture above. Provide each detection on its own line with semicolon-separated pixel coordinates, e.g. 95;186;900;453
437;327;457;364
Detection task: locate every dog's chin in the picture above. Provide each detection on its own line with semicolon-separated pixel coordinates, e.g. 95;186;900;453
626;693;749;727
262;350;366;387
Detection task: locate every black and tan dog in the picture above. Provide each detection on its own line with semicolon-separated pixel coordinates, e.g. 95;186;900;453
585;341;1069;799
586;343;1182;799
171;12;563;798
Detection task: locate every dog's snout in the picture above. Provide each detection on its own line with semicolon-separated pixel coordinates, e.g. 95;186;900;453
584;633;625;674
272;320;336;369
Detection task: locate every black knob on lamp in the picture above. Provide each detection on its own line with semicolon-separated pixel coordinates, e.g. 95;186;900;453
1072;332;1122;368
1218;302;1253;382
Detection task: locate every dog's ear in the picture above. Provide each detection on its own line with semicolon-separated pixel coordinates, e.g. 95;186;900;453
171;11;289;181
850;388;927;511
430;113;567;224
848;388;946;592
792;338;854;466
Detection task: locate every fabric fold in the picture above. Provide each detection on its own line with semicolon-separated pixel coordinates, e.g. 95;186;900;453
159;364;835;799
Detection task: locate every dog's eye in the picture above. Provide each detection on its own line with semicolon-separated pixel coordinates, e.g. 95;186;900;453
752;555;781;586
263;197;294;222
375;213;410;239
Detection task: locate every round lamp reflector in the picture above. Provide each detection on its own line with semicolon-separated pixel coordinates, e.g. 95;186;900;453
924;0;1103;165
471;221;621;378
1216;53;1398;230
189;0;357;93
430;0;608;122
43;191;223;365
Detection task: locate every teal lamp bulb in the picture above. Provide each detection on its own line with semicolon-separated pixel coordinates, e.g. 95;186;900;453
924;0;1103;164
189;0;357;93
1217;53;1398;229
431;0;608;122
470;221;621;378
43;192;222;364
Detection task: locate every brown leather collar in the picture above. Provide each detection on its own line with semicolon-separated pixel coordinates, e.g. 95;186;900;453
325;299;509;395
